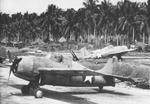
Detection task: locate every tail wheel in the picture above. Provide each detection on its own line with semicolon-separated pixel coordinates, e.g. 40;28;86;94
98;86;103;92
21;85;30;95
34;88;43;98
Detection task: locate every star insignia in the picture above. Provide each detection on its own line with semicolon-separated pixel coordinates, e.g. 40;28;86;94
84;76;93;84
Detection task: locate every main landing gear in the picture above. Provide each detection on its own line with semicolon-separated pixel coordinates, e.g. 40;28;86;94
21;81;43;98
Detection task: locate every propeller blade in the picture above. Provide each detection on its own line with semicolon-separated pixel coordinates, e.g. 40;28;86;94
7;57;22;84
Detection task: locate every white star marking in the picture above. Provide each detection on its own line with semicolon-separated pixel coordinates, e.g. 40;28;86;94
84;76;93;84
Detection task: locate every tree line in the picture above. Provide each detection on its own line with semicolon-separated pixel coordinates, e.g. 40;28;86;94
0;0;150;47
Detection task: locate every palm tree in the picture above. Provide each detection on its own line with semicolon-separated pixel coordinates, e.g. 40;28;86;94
114;0;140;45
135;0;150;44
40;4;65;42
147;0;150;44
1;0;149;47
63;8;76;41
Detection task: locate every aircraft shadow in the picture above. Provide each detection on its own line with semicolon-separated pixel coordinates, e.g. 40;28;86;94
64;89;131;96
94;89;132;96
10;84;97;104
10;84;132;104
10;84;131;96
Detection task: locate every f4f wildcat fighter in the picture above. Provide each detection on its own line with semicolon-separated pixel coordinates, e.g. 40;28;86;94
80;45;135;60
8;51;135;98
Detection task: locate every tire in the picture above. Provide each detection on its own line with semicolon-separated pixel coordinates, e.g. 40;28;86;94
34;88;43;98
21;85;30;95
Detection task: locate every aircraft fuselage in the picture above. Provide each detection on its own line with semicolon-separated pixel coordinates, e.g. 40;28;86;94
13;56;115;87
39;72;115;87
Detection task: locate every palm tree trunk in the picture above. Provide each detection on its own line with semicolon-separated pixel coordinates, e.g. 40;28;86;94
145;22;150;44
116;35;119;46
143;32;145;44
17;32;20;41
94;26;96;37
132;28;135;42
147;27;150;44
104;30;107;44
88;29;90;42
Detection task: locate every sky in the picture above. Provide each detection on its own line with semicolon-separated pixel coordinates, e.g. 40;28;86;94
0;0;147;15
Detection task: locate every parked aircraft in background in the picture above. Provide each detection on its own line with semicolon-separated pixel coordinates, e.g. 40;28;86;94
80;45;135;60
8;51;135;98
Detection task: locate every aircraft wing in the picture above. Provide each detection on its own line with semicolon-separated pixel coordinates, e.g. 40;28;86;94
101;48;135;58
80;45;135;59
104;74;135;82
38;67;135;82
101;51;128;58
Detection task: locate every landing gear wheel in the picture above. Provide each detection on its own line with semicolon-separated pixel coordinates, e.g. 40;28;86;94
98;86;103;92
21;85;30;95
34;88;43;98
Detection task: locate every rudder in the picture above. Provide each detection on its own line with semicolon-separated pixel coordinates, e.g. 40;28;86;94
98;56;118;75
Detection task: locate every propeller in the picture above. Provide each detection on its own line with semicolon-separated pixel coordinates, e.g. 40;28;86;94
7;57;22;82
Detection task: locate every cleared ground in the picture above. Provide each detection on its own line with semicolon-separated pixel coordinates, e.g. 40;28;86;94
0;67;150;104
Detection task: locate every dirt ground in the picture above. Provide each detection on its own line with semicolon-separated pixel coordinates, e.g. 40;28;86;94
0;67;150;104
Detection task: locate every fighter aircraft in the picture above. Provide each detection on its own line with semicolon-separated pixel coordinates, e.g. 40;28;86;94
8;50;136;98
80;45;135;60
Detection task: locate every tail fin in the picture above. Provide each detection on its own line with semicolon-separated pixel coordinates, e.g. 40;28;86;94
80;47;91;58
98;56;118;75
